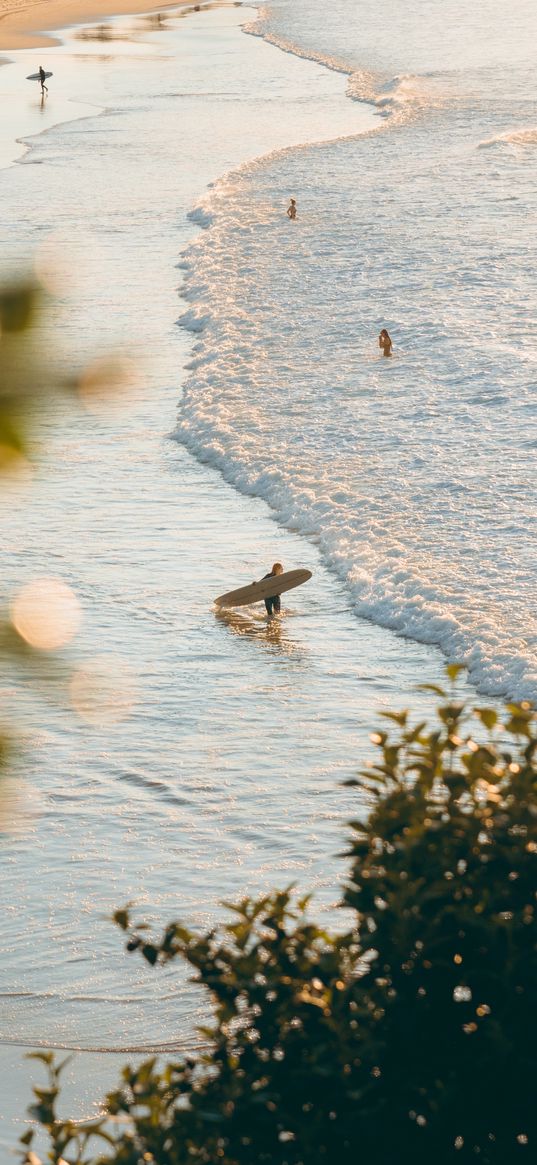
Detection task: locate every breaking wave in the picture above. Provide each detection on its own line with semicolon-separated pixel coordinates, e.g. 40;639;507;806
174;116;537;702
245;4;435;124
478;127;537;149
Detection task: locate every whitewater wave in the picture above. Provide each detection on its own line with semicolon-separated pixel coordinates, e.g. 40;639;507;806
244;4;434;124
478;127;537;149
244;4;376;104
374;73;436;118
174;124;537;704
244;2;444;127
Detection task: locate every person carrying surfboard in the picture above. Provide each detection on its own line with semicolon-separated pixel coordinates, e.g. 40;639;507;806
39;66;49;94
214;566;311;611
262;562;284;618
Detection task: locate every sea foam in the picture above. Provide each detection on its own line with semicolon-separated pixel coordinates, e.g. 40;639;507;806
175;98;537;701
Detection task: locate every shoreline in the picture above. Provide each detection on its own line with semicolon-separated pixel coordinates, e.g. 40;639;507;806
0;0;505;1152
0;0;196;49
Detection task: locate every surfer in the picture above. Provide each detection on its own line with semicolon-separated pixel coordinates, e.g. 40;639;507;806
38;66;48;94
287;199;297;220
262;562;284;618
379;328;393;357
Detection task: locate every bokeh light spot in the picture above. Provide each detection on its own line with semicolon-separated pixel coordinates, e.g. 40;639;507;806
69;655;137;726
11;577;81;651
77;357;143;418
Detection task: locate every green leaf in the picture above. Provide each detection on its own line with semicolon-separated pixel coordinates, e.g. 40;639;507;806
475;708;498;730
0;283;38;332
112;907;132;930
379;711;408;726
142;944;158;965
26;1051;54;1066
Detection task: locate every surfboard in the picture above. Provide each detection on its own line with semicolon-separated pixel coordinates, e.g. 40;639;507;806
27;71;53;81
215;569;312;609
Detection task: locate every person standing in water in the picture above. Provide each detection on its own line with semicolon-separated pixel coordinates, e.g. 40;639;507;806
262;562;284;618
379;329;393;357
287;199;297;220
38;66;48;94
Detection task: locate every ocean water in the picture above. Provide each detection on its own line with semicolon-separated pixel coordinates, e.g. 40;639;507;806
0;4;488;1153
178;0;537;701
0;0;533;1155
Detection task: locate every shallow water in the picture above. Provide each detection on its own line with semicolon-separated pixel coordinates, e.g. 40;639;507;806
0;4;484;1153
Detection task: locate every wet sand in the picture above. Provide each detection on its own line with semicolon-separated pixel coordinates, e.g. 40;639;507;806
0;0;196;49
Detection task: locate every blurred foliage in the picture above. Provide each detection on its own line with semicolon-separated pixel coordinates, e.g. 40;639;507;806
0;276;123;788
0;278;46;777
0;278;49;469
21;681;536;1164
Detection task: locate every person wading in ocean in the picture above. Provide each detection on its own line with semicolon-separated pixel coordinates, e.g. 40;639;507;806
379;328;393;357
261;562;284;618
287;198;297;220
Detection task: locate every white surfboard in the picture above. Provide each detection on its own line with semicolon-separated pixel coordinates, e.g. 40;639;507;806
215;569;312;609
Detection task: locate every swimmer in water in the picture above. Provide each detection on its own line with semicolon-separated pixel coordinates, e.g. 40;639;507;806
287;199;297;220
379;329;393;357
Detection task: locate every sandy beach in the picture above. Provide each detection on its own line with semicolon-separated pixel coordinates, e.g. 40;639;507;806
0;0;192;48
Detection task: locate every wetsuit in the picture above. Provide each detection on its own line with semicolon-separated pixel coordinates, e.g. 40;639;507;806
262;572;281;617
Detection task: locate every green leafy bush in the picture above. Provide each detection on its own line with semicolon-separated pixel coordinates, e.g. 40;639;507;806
22;680;536;1164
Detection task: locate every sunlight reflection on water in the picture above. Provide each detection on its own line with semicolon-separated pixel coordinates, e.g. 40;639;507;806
0;1;496;1146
